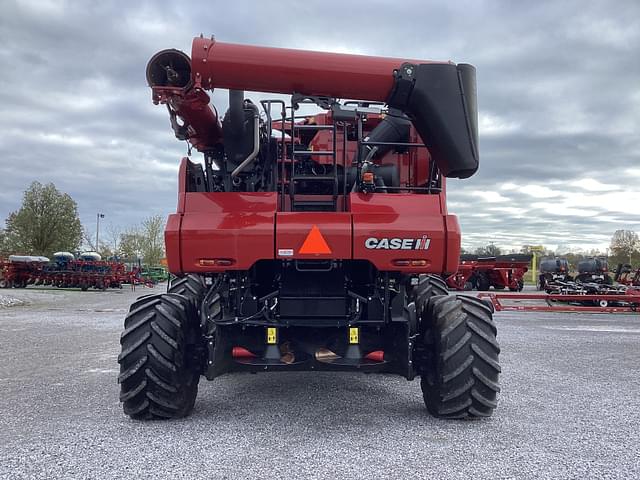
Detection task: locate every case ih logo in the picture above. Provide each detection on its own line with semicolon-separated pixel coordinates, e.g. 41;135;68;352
365;236;431;250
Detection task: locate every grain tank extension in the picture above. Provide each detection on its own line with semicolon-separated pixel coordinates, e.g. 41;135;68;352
117;36;500;420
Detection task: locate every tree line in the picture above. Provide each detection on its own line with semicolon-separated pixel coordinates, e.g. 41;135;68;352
0;182;165;265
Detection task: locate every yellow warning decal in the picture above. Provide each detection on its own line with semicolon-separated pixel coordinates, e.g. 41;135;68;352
349;327;359;344
267;327;277;344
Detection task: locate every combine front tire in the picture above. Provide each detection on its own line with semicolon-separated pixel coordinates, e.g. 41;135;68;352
420;295;500;419
118;293;201;420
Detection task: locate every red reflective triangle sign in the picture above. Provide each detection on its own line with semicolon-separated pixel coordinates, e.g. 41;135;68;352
299;225;332;254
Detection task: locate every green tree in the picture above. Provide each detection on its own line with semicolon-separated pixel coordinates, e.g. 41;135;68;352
609;230;639;266
475;243;502;256
119;227;145;262
118;216;165;265
3;182;82;257
140;215;165;266
0;229;8;257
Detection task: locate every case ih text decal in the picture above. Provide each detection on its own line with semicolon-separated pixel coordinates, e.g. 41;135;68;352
365;235;431;250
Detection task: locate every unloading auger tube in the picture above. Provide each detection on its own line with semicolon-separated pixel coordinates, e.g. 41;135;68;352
146;36;479;179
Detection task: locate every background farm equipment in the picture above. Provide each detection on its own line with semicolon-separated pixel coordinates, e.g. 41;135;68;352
538;257;572;290
0;252;137;290
139;265;168;284
446;254;531;291
480;286;640;312
0;255;49;288
614;263;640;286
575;257;612;284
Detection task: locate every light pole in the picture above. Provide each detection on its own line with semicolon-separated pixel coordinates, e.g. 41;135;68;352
96;213;105;252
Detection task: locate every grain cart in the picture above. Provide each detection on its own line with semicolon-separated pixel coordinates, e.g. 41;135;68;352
118;36;500;420
446;254;530;291
444;254;479;290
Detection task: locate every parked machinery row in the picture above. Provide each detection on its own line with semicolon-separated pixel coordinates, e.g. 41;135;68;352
538;256;614;291
535;256;640;307
0;252;137;290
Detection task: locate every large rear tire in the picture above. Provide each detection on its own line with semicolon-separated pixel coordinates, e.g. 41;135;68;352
420;294;501;419
168;274;207;310
411;274;449;312
118;293;201;420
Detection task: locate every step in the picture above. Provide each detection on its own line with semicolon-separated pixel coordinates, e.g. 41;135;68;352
292;175;337;182
293;124;335;130
292;150;334;156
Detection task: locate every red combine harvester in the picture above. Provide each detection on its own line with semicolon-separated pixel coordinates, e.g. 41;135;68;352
446;254;531;291
117;36;500;420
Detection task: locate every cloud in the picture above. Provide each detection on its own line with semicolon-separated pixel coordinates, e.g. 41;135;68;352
1;0;639;254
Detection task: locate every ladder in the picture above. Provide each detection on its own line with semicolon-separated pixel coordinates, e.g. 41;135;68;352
288;122;339;212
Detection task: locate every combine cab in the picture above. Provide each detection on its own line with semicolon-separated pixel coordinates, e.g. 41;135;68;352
117;36;500;420
538;257;572;290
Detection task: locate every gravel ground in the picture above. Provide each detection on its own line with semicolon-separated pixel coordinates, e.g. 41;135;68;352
0;286;639;479
0;294;24;308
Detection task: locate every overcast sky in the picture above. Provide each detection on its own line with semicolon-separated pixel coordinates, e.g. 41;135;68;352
1;0;639;253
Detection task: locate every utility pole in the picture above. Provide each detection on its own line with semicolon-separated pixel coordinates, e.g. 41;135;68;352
96;213;105;252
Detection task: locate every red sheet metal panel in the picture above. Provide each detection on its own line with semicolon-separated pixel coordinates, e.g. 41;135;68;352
351;193;449;273
275;213;352;260
178;192;277;272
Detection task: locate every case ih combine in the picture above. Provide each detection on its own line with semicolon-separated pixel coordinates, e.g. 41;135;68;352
445;254;531;291
118;36;500;420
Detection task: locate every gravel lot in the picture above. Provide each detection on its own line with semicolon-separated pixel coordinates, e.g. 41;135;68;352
1;287;639;479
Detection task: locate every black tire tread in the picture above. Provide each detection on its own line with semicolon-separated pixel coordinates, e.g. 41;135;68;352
118;293;199;420
412;274;449;317
168;275;207;310
420;294;501;419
